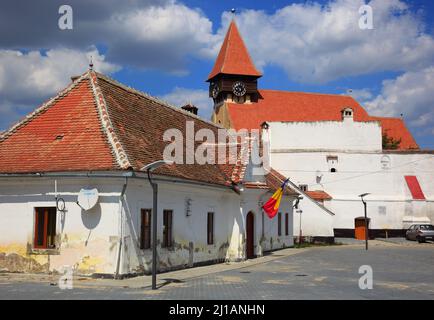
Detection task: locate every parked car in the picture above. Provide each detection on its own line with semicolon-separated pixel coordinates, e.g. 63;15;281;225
405;224;434;243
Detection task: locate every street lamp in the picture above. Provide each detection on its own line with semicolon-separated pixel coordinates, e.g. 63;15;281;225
358;193;370;251
140;160;174;290
294;196;303;247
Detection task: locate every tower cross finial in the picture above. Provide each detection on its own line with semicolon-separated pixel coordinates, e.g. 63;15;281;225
89;55;94;70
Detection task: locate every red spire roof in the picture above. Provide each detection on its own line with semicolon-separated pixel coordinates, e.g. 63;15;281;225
207;20;262;81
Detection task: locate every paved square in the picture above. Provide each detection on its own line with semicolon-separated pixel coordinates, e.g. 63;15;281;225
0;243;433;300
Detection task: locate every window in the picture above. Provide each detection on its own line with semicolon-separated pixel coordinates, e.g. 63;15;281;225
342;107;353;119
421;225;434;230
285;213;289;236
34;207;57;249
327;155;338;173
299;184;308;192
140;209;151;249
278;212;282;236
163;210;173;248
207;212;214;245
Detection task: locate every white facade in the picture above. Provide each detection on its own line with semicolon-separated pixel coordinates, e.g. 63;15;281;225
265;118;434;238
268;118;382;152
0;175;294;275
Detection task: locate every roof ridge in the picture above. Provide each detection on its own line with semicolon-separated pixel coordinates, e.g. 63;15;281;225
94;72;224;130
220;21;232;78
0;72;90;143
231;138;251;183
259;89;356;99
370;115;403;120
88;71;132;169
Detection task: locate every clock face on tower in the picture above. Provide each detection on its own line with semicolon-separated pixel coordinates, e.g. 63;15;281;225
211;83;220;99
232;81;247;97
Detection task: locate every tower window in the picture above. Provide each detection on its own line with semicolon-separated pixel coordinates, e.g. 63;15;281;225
330;168;337;173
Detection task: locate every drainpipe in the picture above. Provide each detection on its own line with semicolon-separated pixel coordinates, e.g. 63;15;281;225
114;177;128;279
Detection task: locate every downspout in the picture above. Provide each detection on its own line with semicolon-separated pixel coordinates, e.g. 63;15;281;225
114;177;128;279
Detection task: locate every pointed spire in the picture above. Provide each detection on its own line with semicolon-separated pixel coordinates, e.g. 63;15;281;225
207;20;262;81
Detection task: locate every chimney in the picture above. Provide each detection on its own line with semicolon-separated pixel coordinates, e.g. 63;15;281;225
181;103;198;115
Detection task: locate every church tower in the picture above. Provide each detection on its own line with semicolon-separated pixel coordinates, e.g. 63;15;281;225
208;20;262;127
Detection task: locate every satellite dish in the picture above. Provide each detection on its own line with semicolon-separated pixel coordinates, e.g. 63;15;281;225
77;188;99;211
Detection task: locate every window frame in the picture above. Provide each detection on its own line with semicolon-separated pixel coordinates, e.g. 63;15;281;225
299;184;308;192
207;212;214;245
278;212;282;236
140;209;152;250
163;209;173;248
285;213;289;236
33;207;57;250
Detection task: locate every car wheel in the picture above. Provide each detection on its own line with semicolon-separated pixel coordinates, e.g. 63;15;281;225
417;236;425;243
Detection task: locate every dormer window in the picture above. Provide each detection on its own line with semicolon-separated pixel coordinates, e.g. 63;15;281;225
342;107;353;120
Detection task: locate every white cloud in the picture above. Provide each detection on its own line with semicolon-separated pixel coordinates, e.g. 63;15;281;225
106;3;217;72
0;47;118;102
159;87;212;118
0;47;119;130
365;67;434;136
346;88;374;101
226;0;434;83
0;1;217;73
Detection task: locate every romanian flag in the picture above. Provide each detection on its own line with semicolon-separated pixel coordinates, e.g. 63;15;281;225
262;178;289;219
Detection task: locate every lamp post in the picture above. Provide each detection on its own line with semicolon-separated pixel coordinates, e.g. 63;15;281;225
141;160;174;290
294;196;303;247
358;193;370;251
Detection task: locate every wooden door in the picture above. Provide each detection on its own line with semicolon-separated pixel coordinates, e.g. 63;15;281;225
355;218;367;240
246;212;255;259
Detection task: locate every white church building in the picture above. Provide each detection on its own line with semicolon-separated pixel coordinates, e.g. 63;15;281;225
208;20;434;241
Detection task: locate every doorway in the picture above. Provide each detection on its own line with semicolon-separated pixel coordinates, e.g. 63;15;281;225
246;211;255;259
354;217;370;240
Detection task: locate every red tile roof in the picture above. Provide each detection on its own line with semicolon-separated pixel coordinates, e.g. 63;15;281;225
370;117;419;150
0;78;116;173
0;70;290;191
306;190;332;201
227;90;370;130
226;89;418;150
404;176;426;200
207;20;262;81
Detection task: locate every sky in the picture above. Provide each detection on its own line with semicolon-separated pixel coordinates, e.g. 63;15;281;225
0;0;433;149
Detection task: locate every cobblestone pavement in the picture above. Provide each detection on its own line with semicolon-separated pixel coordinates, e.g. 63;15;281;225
0;244;433;300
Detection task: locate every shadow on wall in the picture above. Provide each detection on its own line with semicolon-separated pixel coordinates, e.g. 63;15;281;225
81;203;102;246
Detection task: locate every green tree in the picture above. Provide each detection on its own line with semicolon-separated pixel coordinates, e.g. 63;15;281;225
382;132;401;150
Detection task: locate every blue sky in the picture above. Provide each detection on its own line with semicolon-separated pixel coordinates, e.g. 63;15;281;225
0;0;433;148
